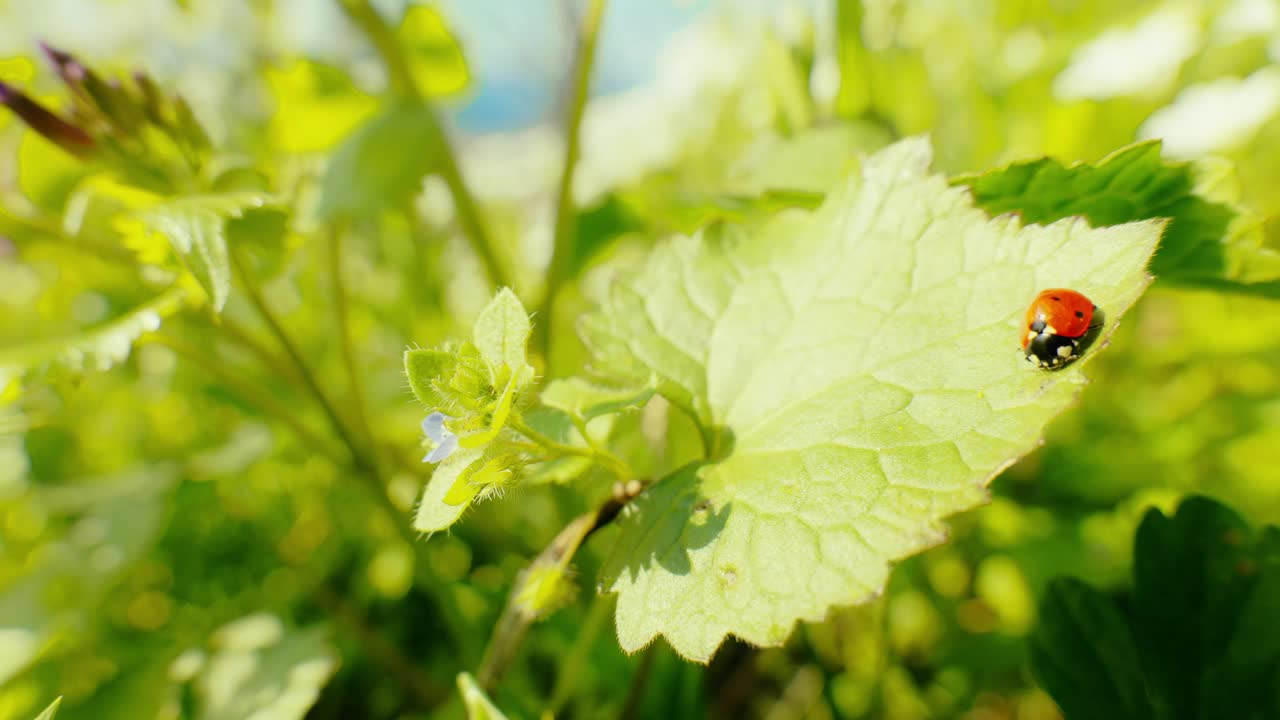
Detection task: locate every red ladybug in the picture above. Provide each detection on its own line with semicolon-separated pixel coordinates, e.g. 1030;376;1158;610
1021;289;1098;369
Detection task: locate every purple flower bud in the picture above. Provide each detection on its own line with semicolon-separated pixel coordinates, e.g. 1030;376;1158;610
0;80;95;157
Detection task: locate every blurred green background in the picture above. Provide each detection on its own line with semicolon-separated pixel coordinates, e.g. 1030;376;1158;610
2;0;1279;718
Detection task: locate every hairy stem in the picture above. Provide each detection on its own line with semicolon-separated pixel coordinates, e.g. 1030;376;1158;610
229;249;371;473
509;415;630;478
338;0;510;291
475;479;645;692
535;0;608;360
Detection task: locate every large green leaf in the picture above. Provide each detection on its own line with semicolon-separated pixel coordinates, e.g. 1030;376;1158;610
1030;496;1280;720
318;101;442;220
955;142;1280;290
134;193;268;311
1028;579;1150;720
582;137;1162;661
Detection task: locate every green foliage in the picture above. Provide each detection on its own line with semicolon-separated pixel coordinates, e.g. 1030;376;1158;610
1030;496;1280;720
956;142;1280;290
2;1;1280;719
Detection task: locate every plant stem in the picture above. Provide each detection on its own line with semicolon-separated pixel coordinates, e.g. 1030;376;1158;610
329;224;375;453
547;592;614;715
146;333;347;466
337;0;510;292
229;249;371;474
509;415;630;478
338;0;419;100
535;0;608;360
211;315;306;389
475;479;645;692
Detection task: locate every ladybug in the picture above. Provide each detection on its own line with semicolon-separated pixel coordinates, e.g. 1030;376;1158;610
1021;289;1098;369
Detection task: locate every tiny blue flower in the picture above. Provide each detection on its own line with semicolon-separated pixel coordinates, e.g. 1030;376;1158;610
421;411;458;463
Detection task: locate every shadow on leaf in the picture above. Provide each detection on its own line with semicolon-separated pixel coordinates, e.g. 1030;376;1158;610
603;463;731;584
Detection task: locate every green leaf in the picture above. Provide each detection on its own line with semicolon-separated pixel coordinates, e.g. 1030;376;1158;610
134;193;268;311
955;141;1280;290
540;376;655;422
472;288;534;388
1028;579;1150;720
414;446;484;533
584;137;1162;661
404;348;456;407
318;101;442;220
1131;498;1280;720
1029;496;1280;720
456;672;509;720
264;59;378;154
398;5;469;97
31;697;62;720
0;289;186;391
197;618;337;720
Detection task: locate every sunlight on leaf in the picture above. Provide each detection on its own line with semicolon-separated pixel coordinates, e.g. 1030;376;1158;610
583;137;1163;661
398;4;469;97
540;376;655;423
414;446;484;533
132;193;269;311
472;287;534;390
265;59;378;154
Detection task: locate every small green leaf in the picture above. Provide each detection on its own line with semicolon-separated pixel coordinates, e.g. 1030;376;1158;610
404;348;456;408
540;376;655;422
31;697;62;720
956;141;1280;290
134;193;267;311
414;446;484;533
585;137;1162;661
318;101;441;219
1028;579;1150;720
472;288;533;382
457;371;520;449
456;672;509;720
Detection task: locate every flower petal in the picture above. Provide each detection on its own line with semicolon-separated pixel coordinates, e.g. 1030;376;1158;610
422;411;447;443
425;433;458;463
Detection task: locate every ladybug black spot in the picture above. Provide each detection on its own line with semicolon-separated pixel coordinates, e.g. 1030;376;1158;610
1051;296;1061;301
1075;311;1084;318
